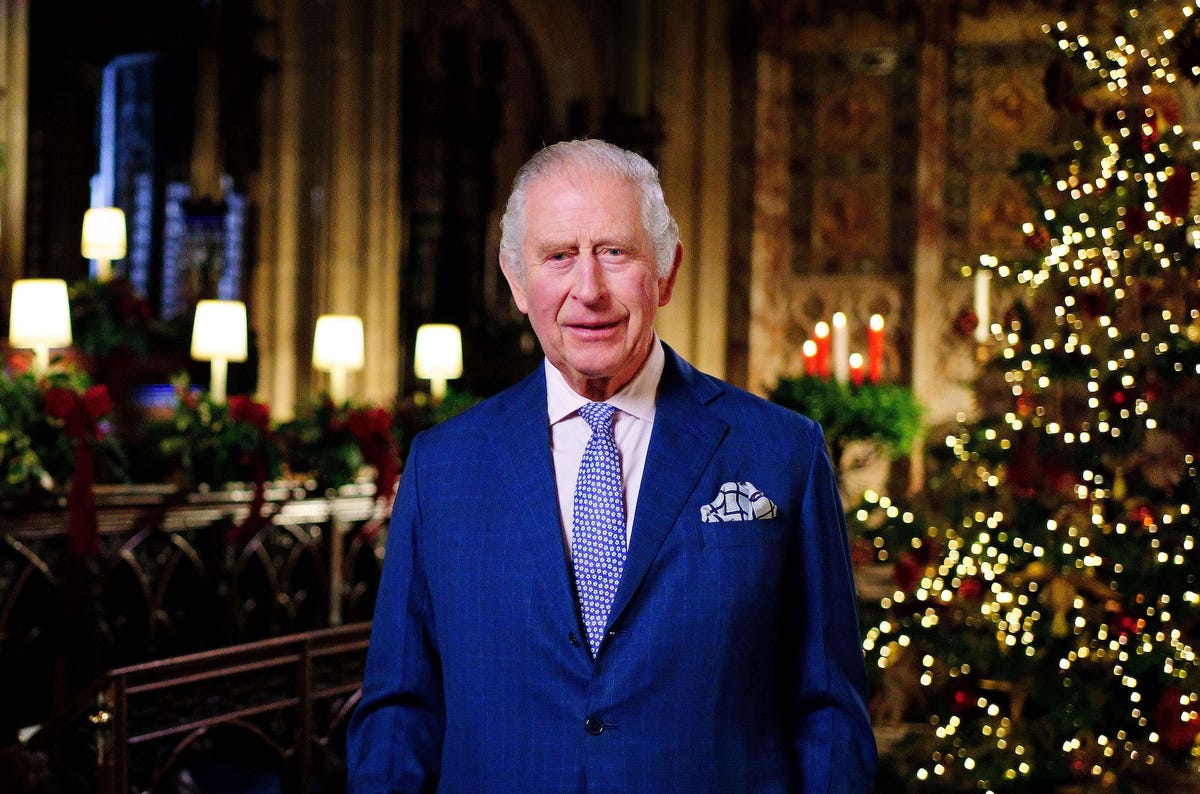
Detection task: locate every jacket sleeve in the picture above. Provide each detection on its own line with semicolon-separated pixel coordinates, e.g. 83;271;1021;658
788;425;877;792
347;434;445;792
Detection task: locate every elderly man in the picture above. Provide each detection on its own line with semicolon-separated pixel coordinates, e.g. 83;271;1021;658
347;139;876;792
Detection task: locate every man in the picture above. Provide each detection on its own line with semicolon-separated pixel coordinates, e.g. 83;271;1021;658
347;139;876;792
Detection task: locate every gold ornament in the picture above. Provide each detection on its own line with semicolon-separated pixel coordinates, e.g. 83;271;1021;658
1045;576;1078;637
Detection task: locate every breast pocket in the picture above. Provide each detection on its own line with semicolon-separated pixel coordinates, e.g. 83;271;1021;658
699;518;785;548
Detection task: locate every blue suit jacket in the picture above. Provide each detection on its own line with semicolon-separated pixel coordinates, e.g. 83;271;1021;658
347;346;876;792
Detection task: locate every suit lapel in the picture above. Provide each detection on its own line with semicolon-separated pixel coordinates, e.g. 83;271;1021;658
496;370;581;628
607;347;728;628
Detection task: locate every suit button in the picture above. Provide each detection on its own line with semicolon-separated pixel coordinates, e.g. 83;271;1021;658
584;717;605;736
569;632;582;648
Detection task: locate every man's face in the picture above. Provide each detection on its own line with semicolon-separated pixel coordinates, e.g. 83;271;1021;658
502;167;681;401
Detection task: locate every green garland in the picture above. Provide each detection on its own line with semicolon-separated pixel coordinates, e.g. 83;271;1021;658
768;375;923;464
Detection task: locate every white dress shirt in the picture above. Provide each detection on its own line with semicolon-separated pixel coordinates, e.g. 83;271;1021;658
545;338;665;552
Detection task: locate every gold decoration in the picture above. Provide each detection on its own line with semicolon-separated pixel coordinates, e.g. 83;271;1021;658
1045;576;1078;637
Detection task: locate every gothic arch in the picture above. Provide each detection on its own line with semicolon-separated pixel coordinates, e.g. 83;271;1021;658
398;0;606;396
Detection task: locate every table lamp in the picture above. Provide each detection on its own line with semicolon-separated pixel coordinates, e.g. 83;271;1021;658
190;300;247;404
9;279;73;375
414;323;462;403
81;207;127;282
313;314;365;404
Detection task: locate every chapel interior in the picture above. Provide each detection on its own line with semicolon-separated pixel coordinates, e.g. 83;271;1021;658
1;0;1174;791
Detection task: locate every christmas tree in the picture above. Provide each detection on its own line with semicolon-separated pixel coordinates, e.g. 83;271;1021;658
864;2;1200;789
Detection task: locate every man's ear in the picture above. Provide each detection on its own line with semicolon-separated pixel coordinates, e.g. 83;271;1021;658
500;257;530;315
657;243;684;307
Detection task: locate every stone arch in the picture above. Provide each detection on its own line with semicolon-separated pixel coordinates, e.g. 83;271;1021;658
398;0;605;396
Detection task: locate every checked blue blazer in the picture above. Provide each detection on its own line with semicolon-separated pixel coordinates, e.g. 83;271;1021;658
347;345;876;792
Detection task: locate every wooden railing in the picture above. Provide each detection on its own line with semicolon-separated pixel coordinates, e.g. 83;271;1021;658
96;622;370;794
0;482;389;790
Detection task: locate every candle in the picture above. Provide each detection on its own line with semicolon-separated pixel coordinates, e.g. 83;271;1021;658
974;267;991;343
813;321;830;378
867;314;884;383
849;352;865;386
832;312;849;384
802;339;818;376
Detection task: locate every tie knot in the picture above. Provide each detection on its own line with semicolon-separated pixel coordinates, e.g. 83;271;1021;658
578;402;617;432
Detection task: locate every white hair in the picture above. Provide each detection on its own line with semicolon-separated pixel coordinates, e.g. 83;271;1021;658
498;139;679;281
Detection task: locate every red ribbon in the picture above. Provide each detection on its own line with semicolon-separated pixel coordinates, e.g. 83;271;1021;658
348;407;399;544
44;384;111;560
348;408;399;503
67;440;99;558
225;396;275;545
226;452;270;545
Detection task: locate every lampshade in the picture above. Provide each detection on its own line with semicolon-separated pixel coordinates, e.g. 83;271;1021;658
81;207;127;260
9;279;73;348
313;314;365;371
414;323;463;380
190;300;248;362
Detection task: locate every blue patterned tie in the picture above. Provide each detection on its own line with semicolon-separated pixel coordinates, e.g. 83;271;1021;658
572;402;627;657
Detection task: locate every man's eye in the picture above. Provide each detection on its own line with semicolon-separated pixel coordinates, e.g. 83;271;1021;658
547;252;569;262
601;247;625;257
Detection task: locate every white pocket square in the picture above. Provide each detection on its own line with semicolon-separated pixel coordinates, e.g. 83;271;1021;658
700;481;778;522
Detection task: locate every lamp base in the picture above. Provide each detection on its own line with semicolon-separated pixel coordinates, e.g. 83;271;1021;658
210;357;229;404
32;344;50;376
329;367;349;405
430;378;447;404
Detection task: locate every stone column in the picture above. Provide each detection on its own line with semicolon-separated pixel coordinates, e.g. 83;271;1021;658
252;0;304;418
747;47;792;395
360;0;402;402
908;0;955;490
657;0;733;379
253;0;402;415
323;0;365;316
0;0;28;291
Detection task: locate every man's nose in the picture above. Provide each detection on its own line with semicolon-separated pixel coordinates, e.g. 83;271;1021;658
571;254;606;303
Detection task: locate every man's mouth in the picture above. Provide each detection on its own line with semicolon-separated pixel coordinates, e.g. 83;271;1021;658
566;320;621;336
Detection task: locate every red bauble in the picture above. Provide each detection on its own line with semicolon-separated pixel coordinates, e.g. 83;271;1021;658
1162;166;1194;221
1115;613;1139;638
1124;202;1149;234
951;686;978;714
1024;226;1051;250
1104;386;1129;407
1130;505;1156;527
1154;686;1200;752
892;551;924;592
958;577;984;601
954;307;979;337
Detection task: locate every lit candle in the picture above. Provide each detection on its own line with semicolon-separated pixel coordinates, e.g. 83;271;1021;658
832;312;849;384
974;268;991;343
867;314;885;383
849;352;865;386
802;339;818;376
813;321;830;378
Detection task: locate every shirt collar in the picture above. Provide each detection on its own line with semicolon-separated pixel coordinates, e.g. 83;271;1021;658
546;336;664;426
